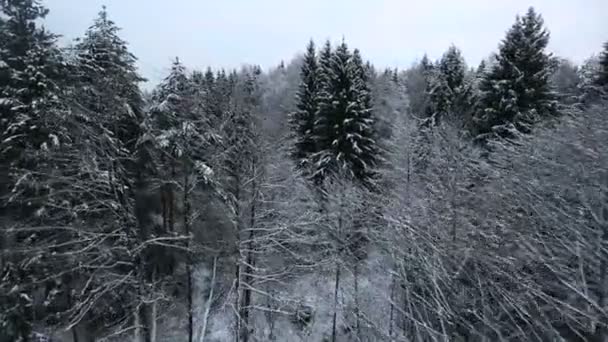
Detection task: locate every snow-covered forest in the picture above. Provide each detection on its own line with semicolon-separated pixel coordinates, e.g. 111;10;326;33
1;1;608;341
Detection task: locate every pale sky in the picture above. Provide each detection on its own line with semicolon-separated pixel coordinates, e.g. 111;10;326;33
44;0;607;87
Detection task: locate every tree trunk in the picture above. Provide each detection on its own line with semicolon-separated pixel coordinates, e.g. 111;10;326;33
137;266;152;342
184;172;194;342
389;270;395;338
187;256;194;342
234;179;242;342
235;261;241;342
200;257;218;342
150;299;157;342
332;184;345;342
354;262;361;339
134;309;142;342
331;264;341;342
168;161;176;232
596;227;608;342
241;168;257;342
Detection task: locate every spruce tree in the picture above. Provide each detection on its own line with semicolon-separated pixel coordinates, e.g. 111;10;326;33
71;8;156;338
597;41;608;91
290;39;319;171
476;60;486;75
349;48;379;182
0;1;68;339
313;40;378;185
439;45;466;93
0;0;65;208
312;40;334;184
74;6;145;152
474;7;556;139
420;54;434;74
425;45;472;127
424;70;451;125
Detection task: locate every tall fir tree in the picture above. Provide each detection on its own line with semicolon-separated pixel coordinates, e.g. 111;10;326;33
0;1;69;339
439;45;466;93
425;45;473;127
474;7;556;139
290;39;319;172
420;54;434;74
0;0;66;210
424;70;451;125
312;40;334;184
74;6;145;153
597;41;608;91
313;40;378;186
70;7;156;339
349;48;379;183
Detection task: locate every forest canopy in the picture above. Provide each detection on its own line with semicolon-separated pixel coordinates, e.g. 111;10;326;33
1;1;607;341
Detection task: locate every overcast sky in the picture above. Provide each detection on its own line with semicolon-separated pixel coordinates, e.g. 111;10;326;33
44;0;607;87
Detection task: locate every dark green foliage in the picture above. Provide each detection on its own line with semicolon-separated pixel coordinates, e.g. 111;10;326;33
424;71;451;125
597;41;608;90
313;41;378;186
74;6;145;152
290;40;319;171
0;0;66;209
420;54;433;73
426;46;473;128
0;1;71;339
474;7;556;139
439;46;466;93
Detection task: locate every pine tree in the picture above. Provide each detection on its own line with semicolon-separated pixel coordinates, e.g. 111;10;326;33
313;40;378;186
439;45;466;93
476;60;486;75
149;58;217;342
70;8;157;340
425;45;472;127
290;39;319;171
597;41;608;90
151;58;191;134
420;54;434;74
474;7;556;139
74;6;145;152
0;0;66;208
349;48;379;183
0;1;69;339
424;70;451;125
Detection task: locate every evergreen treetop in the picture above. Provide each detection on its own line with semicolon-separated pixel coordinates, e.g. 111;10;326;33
597;41;608;90
474;7;555;139
290;39;319;169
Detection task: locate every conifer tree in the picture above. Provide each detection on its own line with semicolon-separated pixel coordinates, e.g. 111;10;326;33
420;54;434;74
424;71;451;125
476;60;486;75
439;45;466;93
149;58;217;342
71;8;157;340
74;6;145;152
0;0;66;209
474;7;556;139
425;45;472;127
0;1;69;339
313;41;378;185
290;40;319;171
350;48;379;181
597;41;608;91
